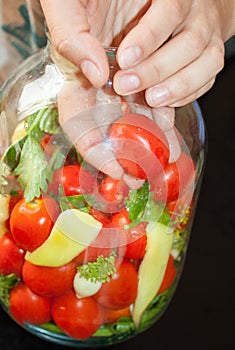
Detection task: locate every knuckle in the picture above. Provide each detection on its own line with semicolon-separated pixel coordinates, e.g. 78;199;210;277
149;61;161;83
142;22;160;48
137;58;161;87
207;78;216;90
174;75;191;100
193;79;216;100
209;41;225;72
186;30;206;55
170;0;185;24
49;25;71;57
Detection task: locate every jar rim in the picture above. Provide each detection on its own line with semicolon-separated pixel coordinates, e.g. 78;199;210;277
103;46;118;57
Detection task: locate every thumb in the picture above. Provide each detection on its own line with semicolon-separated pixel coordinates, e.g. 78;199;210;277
40;0;109;87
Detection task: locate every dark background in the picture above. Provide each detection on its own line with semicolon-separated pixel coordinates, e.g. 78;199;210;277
1;45;235;350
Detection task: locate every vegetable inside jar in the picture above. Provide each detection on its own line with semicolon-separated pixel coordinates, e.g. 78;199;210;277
0;44;206;347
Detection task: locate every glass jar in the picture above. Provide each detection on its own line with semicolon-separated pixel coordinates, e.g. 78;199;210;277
0;43;206;347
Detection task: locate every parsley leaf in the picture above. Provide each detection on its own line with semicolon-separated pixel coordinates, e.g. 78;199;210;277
14;135;52;202
2;137;26;170
39;107;60;134
142;198;171;226
125;181;171;227
59;194;88;211
126;181;149;221
1;106;63;202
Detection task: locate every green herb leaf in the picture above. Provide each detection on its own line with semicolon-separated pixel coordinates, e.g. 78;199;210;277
94;317;135;337
138;283;175;331
40;322;64;334
125;181;171;228
0;274;20;307
78;252;116;283
126;181;149;221
47;143;66;172
2;137;26;170
25;110;44;142
142;198;171;226
14;135;51;201
1;107;65;202
39;107;60;134
59;194;88;211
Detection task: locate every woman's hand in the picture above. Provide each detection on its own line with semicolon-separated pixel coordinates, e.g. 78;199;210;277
40;0;235;106
114;0;235;107
39;0;235;182
40;0;149;87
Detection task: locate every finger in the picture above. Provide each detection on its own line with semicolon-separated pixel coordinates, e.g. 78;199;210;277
168;79;216;107
145;39;224;107
117;0;191;69
151;107;181;162
152;107;175;132
114;24;222;97
40;0;108;87
123;174;145;190
58;79;124;180
165;127;181;163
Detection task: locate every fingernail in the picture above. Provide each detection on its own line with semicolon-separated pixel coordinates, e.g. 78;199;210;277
114;74;140;94
147;86;170;106
119;46;142;69
80;60;102;86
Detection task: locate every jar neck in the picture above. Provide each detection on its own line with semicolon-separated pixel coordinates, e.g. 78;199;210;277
47;37;119;86
104;47;118;68
103;47;119;87
46;36;78;79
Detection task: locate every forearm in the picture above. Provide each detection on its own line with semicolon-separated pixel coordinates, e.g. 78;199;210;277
217;0;235;41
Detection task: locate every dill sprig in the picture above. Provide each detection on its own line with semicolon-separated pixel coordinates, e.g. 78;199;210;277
78;252;116;283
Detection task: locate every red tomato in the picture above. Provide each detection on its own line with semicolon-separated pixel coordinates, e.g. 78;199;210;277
109;113;169;180
48;165;97;196
89;207;110;225
120;96;131;116
22;260;77;297
10;196;60;252
98;176;130;213
103;306;131;324
158;255;177;294
5;175;23;212
52;290;104;339
4;177;23;229
8;190;23;214
0;232;25;277
41;134;79;165
94;259;138;310
76;210;148;265
110;209;130;228
75;227;119;265
9;283;51;325
153;152;195;203
124;235;147;260
40;133;57;159
110;209;147;260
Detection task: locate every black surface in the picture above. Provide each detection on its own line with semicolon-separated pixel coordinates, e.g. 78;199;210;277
1;55;235;350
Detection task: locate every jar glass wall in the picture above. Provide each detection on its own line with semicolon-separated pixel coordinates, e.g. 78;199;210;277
0;44;206;347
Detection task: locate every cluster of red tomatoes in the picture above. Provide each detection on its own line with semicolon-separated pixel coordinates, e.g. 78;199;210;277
0;113;194;339
0;190;176;339
0;195;140;338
